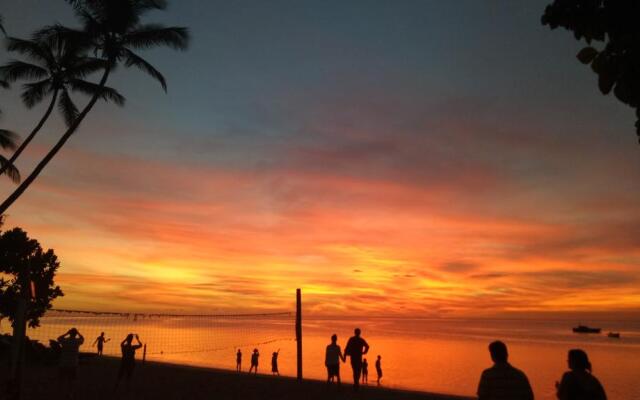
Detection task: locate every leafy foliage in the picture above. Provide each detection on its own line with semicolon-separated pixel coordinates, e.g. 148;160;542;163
0;227;64;328
542;0;640;142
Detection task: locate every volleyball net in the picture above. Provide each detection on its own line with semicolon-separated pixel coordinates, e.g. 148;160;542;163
0;308;296;373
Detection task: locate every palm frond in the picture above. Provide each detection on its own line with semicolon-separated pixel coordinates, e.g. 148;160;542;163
0;128;18;150
70;0;163;13
0;60;48;83
76;9;104;36
123;24;189;51
0;154;20;183
69;57;109;77
123;48;166;91
132;1;168;17
68;79;125;106
6;38;55;68
33;24;91;49
64;0;90;8
0;15;5;35
137;0;168;10
58;87;79;127
65;0;108;16
21;79;52;108
86;2;137;36
38;24;94;62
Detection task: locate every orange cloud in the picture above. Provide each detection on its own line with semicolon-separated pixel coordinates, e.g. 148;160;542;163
1;142;639;316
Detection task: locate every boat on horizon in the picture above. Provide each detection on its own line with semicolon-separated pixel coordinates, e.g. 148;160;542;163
572;325;601;334
607;332;621;338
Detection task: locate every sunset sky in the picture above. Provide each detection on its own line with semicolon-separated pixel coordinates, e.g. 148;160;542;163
1;0;639;316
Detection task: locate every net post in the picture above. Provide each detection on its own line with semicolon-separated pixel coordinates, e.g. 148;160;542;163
296;288;302;381
10;260;31;399
9;298;27;399
143;344;147;365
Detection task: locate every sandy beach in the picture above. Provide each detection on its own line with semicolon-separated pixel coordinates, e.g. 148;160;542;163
2;354;475;400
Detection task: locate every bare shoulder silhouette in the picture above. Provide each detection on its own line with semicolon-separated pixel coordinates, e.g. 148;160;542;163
556;349;607;400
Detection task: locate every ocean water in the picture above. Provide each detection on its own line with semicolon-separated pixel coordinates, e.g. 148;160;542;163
4;313;640;400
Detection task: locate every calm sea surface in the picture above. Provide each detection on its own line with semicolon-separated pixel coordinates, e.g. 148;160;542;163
4;313;639;400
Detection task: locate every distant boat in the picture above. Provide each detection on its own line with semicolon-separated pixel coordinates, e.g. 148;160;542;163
573;325;601;334
607;332;621;338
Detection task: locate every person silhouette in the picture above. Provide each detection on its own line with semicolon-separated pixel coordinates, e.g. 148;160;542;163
375;355;382;385
57;328;84;399
92;332;110;356
115;333;143;392
477;341;533;400
236;349;242;372
556;349;607;400
344;328;369;390
271;349;280;376
325;334;346;385
362;358;369;384
249;348;259;374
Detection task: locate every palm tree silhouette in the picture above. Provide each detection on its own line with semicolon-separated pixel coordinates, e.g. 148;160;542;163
0;28;124;178
0;128;20;183
0;14;21;183
0;13;10;107
0;0;189;214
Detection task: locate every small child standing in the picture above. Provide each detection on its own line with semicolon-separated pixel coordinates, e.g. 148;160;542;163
362;358;369;384
375;355;383;384
271;349;280;375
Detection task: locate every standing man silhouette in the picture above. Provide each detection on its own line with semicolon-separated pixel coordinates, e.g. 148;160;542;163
344;328;369;390
236;349;242;372
249;348;259;374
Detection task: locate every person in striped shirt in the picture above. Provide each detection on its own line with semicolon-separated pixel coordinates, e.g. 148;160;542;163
477;341;534;400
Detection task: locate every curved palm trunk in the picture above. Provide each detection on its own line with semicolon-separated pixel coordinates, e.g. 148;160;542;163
0;89;59;178
0;68;110;215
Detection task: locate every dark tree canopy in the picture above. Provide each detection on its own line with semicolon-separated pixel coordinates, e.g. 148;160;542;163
542;0;640;142
0;227;63;328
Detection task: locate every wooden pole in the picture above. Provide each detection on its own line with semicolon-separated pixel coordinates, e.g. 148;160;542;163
296;288;302;381
10;259;31;399
142;344;147;365
9;299;26;400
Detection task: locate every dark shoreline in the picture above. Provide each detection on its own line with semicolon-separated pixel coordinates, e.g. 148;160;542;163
3;354;476;400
